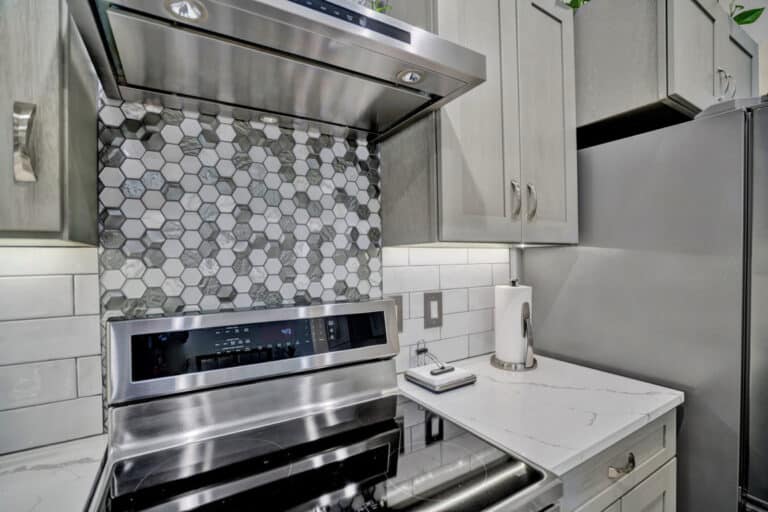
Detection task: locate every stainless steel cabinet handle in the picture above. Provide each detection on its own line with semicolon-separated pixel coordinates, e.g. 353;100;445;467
526;183;538;220
510;179;522;219
717;68;734;101
13;101;37;183
608;452;636;479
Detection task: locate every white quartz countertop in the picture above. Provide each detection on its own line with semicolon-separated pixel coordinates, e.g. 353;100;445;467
0;434;106;512
398;355;684;476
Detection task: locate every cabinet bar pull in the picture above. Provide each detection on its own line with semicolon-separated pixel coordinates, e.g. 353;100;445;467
717;68;735;101
13;101;37;183
510;180;522;219
526;183;538;220
608;452;636;479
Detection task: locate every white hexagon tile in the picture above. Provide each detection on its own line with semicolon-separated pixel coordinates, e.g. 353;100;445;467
97;98;383;320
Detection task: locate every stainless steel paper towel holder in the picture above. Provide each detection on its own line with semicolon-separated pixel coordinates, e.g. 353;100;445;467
491;285;537;371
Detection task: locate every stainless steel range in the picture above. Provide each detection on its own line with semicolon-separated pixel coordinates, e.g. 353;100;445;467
88;300;561;511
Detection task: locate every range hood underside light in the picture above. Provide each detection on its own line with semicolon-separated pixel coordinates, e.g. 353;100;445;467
164;0;206;22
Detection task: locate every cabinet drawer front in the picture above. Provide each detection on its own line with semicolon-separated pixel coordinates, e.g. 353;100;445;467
566;410;676;512
621;458;677;512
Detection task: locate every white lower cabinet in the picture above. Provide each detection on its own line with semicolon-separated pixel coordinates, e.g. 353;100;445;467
563;410;678;512
620;459;677;512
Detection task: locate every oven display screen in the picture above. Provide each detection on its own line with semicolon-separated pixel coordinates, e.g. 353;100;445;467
130;312;387;382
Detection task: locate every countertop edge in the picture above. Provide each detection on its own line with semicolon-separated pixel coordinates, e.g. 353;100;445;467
398;355;685;477
0;434;107;512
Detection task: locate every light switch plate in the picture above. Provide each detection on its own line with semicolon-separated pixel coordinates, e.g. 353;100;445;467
423;291;443;329
390;295;404;332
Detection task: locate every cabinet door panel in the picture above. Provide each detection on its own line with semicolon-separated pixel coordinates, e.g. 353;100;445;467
437;0;515;242
621;458;677;512
0;0;63;233
719;20;759;100
668;0;720;111
517;0;578;243
500;0;523;243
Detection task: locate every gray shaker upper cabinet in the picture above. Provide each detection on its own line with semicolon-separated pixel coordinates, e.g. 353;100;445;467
513;0;578;244
0;0;98;245
719;17;760;102
575;0;759;147
381;0;578;246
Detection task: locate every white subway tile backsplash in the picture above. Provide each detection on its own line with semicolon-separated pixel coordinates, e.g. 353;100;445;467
0;248;98;276
76;357;102;397
0;361;77;410
425;336;469;363
410;289;468;319
74;275;100;316
0;316;100;365
0;276;73;321
394;348;412;373
384;247;501;374
492;263;511;285
409;293;424;318
440;309;493;339
382;266;440;294
408;248;468;266
440;312;470;339
469;331;495;357
442;289;469;314
468;248;509;264
439;264;492;289
0;246;102;454
399;318;441;346
382;247;409;267
0;396;102;454
468;286;494;311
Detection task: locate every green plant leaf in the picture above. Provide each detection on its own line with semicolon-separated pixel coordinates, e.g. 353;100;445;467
566;0;590;9
734;7;764;24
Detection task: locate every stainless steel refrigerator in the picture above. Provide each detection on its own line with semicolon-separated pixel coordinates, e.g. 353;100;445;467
522;99;768;512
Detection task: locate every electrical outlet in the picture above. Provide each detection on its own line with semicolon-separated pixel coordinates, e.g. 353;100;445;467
423;291;443;329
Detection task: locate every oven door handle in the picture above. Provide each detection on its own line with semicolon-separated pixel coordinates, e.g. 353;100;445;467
143;428;399;512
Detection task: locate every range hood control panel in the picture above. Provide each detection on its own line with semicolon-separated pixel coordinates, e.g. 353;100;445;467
288;0;411;44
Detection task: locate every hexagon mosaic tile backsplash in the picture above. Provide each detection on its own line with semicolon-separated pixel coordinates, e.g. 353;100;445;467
97;98;383;319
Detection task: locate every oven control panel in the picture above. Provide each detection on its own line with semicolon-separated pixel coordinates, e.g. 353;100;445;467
130;311;387;382
287;0;411;44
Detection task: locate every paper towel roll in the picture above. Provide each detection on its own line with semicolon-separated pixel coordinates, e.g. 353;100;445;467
494;284;532;364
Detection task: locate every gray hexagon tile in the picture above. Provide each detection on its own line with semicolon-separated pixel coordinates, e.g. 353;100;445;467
98;100;382;318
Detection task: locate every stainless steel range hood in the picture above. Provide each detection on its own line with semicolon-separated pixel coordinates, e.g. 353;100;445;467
71;0;486;140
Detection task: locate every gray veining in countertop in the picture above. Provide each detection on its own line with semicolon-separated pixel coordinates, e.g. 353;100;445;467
399;355;684;475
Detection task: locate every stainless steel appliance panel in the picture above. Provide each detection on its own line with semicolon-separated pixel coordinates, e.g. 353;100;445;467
109;364;398;495
108;300;399;404
105;0;481;94
522;111;747;511
72;0;487;140
107;9;430;133
748;104;768;504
